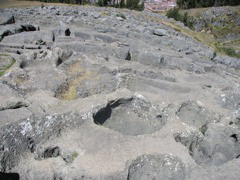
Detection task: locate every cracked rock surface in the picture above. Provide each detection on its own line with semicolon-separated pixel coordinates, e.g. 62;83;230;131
0;5;240;180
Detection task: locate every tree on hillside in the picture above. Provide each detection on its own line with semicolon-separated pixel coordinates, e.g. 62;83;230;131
177;0;240;9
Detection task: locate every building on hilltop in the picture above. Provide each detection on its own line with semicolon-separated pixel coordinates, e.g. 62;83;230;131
144;0;176;12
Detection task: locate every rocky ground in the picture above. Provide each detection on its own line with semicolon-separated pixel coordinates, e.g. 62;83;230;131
0;4;240;180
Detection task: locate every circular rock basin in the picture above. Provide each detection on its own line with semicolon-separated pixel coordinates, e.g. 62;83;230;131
93;97;167;136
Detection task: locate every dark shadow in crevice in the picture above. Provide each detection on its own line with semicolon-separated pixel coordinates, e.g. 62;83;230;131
65;29;71;36
0;172;20;180
56;57;63;66
93;98;131;125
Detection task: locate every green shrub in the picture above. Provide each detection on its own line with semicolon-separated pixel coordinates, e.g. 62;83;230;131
126;0;143;11
166;8;182;21
98;0;104;6
221;47;240;58
114;3;119;8
36;0;144;11
215;43;240;58
166;8;193;28
137;2;144;11
116;13;126;19
177;0;240;9
223;47;236;56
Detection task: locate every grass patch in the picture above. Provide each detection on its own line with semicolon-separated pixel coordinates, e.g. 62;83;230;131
0;53;10;56
56;62;98;100
71;151;79;160
101;11;110;16
172;27;182;32
0;59;16;77
0;0;68;8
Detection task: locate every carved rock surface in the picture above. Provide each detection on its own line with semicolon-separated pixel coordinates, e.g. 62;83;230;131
0;4;239;180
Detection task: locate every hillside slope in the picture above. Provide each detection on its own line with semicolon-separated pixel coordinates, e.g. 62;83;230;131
183;6;240;57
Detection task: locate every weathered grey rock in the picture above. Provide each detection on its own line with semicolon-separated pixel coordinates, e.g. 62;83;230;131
59;20;66;27
93;13;101;19
213;20;223;27
0;5;240;179
128;154;186;180
0;24;37;42
212;55;240;69
0;54;14;71
219;92;240;110
60;150;78;163
193;20;205;32
74;31;91;40
0;14;15;25
36;146;61;160
53;27;71;41
175;129;204;156
66;16;74;24
0;25;22;41
94;34;117;43
2;31;53;44
0;107;32;127
116;16;124;21
0;112;85;171
21;24;37;31
153;29;168;36
176;123;240;166
0;83;29;111
176;100;220;128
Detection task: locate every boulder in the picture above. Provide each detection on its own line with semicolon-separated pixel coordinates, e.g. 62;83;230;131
21;24;37;31
93;13;101;19
66;16;74;24
176;123;240;166
2;31;53;44
0;24;37;42
153;29;168;36
74;31;91;40
0;107;32;127
0;83;29;111
176;100;220;128
219;92;240;110
0;14;15;25
212;55;240;69
53;27;71;41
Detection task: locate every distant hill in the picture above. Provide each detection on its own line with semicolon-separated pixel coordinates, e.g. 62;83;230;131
183;6;240;57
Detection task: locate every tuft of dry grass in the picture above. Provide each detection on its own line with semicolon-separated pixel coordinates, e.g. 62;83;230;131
56;62;98;101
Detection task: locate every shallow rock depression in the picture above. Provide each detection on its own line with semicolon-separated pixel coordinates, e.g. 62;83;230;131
93;97;167;135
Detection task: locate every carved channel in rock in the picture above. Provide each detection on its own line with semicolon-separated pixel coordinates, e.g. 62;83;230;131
93;97;167;136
